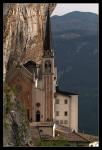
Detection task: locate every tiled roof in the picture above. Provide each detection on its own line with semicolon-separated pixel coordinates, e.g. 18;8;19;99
56;87;79;96
78;132;99;142
55;130;90;142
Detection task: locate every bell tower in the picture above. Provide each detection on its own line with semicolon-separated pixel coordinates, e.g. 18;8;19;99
42;8;54;122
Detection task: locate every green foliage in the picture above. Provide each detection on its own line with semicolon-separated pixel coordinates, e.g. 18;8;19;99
3;82;15;130
3;82;14;115
3;81;32;146
37;139;70;147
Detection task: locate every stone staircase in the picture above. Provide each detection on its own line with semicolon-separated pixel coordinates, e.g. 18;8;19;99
30;123;73;143
30;126;41;146
30;124;53;143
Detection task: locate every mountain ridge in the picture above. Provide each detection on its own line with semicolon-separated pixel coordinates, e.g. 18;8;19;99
51;11;99;135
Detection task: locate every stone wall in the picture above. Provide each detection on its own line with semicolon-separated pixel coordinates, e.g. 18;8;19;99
7;67;33;120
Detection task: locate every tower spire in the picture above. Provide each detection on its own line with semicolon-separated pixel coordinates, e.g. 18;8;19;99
43;7;53;57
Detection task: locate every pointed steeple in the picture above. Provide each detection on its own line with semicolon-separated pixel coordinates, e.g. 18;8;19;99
43;7;54;57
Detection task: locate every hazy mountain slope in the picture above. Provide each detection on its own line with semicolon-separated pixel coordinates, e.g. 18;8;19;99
51;11;99;135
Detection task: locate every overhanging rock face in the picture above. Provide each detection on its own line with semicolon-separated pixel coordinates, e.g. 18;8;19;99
3;3;56;78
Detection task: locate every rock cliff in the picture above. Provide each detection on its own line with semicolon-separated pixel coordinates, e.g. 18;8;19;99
3;3;56;80
3;4;56;146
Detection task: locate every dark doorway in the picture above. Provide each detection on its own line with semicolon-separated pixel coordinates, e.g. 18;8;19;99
36;111;40;122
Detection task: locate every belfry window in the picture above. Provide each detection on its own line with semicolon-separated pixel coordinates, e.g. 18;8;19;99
45;60;51;73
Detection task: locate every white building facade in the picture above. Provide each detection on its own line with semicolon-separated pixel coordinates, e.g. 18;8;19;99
54;89;78;132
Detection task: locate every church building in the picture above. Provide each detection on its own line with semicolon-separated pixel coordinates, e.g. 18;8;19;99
6;8;78;136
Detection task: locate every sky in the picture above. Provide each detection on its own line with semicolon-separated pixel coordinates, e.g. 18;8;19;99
51;3;99;16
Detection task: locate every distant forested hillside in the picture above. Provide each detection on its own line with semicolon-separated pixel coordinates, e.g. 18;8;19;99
51;11;99;135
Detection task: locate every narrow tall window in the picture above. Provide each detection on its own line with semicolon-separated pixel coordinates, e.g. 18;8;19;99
27;109;30;121
64;120;68;124
56;111;59;116
64;111;68;116
64;99;68;104
56;120;59;124
56;99;59;104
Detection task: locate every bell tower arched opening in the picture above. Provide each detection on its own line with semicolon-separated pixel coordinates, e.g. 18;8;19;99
45;60;52;73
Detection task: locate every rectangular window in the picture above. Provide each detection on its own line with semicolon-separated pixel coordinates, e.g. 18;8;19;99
56;111;59;116
64;120;68;124
60;120;63;124
64;111;68;116
64;99;68;104
56;120;59;124
56;99;59;104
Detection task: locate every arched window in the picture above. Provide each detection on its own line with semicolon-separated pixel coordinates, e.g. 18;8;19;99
45;60;51;73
